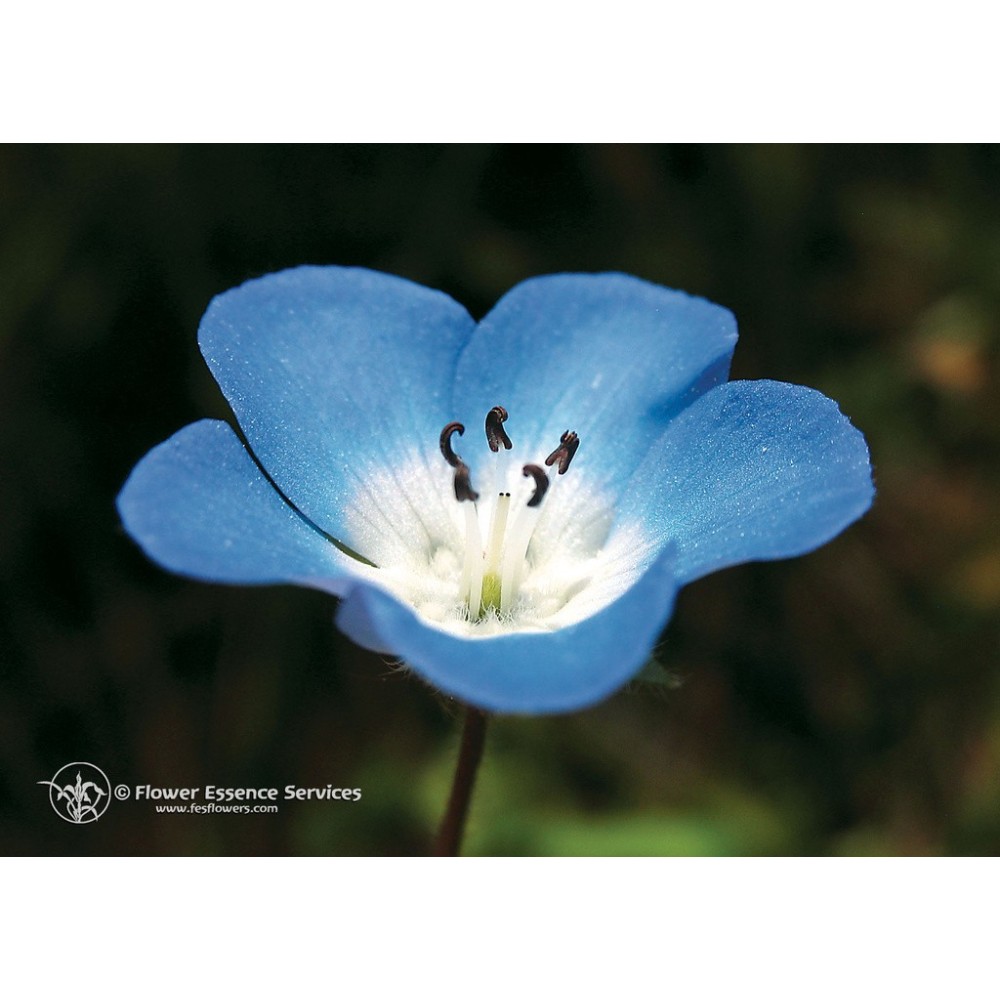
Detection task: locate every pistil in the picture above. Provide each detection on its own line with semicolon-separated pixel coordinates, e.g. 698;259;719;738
481;492;511;612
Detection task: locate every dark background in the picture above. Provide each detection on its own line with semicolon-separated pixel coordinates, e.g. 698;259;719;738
1;144;997;855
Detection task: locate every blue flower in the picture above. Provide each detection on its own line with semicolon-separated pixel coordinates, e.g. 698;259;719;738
117;267;873;714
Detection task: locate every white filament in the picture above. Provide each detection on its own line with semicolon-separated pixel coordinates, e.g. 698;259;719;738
461;501;484;620
499;505;540;614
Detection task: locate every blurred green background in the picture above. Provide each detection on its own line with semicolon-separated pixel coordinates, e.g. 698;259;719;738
1;144;998;856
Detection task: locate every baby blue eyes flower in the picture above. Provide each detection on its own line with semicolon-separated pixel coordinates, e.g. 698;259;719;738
117;266;874;714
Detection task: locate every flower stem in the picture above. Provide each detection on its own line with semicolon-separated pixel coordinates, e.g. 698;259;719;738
432;705;489;856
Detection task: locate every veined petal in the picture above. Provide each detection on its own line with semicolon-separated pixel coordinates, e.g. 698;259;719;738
452;273;737;491
335;546;679;714
620;380;874;584
198;266;476;557
117;420;363;594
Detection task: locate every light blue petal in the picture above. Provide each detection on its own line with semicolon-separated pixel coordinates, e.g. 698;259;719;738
198;266;476;554
620;380;874;584
335;547;679;714
117;420;360;594
452;274;738;489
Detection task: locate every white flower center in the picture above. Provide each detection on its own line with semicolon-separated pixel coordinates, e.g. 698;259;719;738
342;408;654;639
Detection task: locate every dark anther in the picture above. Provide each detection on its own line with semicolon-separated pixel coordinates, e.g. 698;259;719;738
523;464;550;507
485;406;512;452
440;422;465;468
453;462;479;503
544;430;580;475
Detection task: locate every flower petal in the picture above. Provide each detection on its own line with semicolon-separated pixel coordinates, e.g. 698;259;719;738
198;266;476;555
451;273;738;490
620;380;874;584
335;546;679;714
117;420;362;594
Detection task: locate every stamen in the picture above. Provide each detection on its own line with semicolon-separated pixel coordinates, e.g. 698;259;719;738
485;406;513;452
522;464;550;507
461;503;484;620
544;430;580;475
497;494;541;616
441;423;479;501
453;462;479;503
440;421;466;468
